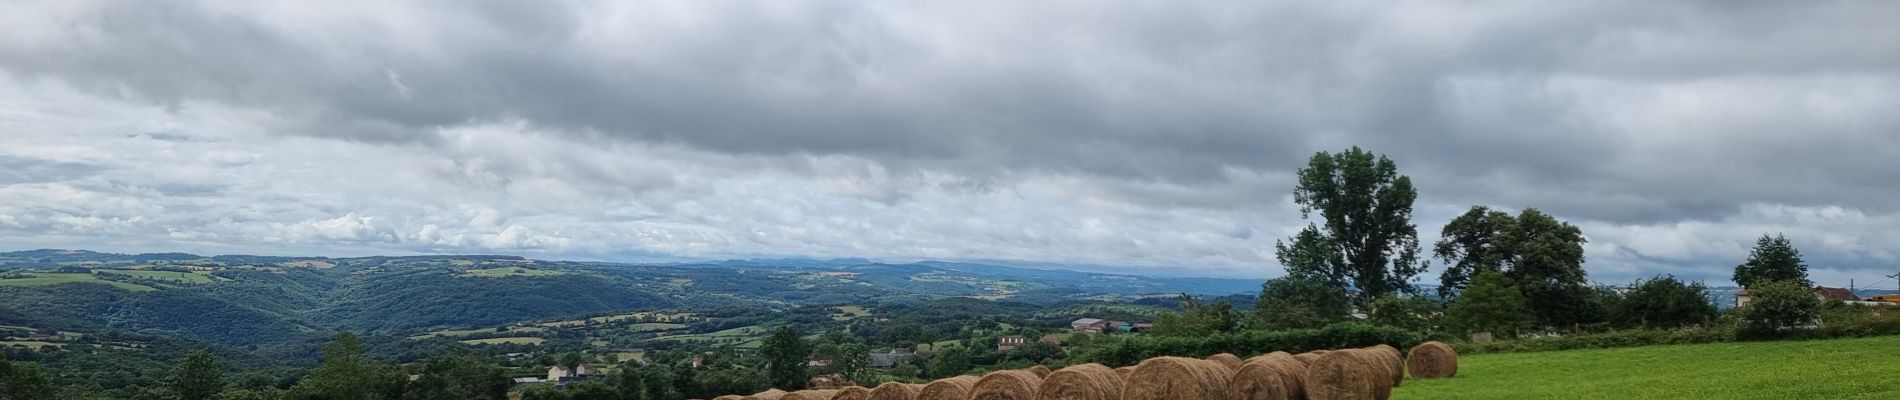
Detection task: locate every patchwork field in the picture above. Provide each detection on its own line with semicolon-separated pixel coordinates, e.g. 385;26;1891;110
94;269;227;284
458;267;566;278
0;273;157;291
459;337;545;346
1396;336;1900;399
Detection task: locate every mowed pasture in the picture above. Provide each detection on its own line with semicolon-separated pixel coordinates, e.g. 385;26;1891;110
94;269;227;284
1397;335;1900;399
0;273;156;291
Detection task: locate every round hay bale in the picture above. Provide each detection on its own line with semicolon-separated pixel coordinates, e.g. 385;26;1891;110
1305;350;1390;400
868;382;924;400
1029;365;1054;378
1114;367;1134;380
832;386;874;400
917;376;979;400
1364;345;1404;388
1035;363;1124;400
744;389;788;400
1291;352;1322;367
783;389;841;400
1406;341;1458;379
1226;353;1306;400
971;370;1044;400
1119;356;1232;400
1206;353;1244;372
715;396;745;400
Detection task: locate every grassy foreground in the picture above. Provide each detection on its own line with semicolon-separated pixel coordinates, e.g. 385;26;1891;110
1394;335;1900;399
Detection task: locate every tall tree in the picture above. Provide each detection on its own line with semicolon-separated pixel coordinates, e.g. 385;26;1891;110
825;342;872;386
1443;270;1535;339
1610;275;1718;329
401;356;510;400
759;326;810;390
1733;234;1811;289
1434;207;1592;328
286;332;407;400
171;350;225;400
1509;209;1593;328
1432;206;1516;298
1278;147;1425;299
927;346;971;379
1250;275;1352;330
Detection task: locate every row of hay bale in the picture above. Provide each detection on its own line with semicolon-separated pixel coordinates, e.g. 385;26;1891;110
712;341;1456;400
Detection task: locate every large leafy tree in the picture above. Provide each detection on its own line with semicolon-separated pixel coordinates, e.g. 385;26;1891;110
1444;270;1535;338
1737;279;1822;337
285;332;407;400
1610;275;1717;329
0;355;55;400
1278;147;1425;299
401;356;511;400
1434;207;1592;328
1733;234;1811;289
1366;293;1444;334
759;326;810;390
1250;275;1352;330
1433;206;1517;297
171;350;225;400
824;342;872;385
927;346;971;379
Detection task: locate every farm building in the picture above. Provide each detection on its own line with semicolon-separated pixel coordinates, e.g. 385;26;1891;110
547;364;599;382
869;348;916;368
997;335;1028;350
1070;318;1107;333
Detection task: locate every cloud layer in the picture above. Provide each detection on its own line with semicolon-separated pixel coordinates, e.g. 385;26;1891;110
2;0;1898;285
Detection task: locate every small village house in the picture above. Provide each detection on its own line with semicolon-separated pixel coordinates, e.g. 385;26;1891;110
996;335;1028;351
1735;285;1862;308
547;364;598;382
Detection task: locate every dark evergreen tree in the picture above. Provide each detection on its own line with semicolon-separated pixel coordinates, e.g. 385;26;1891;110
1733;234;1811;289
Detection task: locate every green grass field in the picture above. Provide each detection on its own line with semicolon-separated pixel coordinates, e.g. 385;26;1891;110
94;269;226;284
0;273;157;291
458;267;566;278
459;337;545;346
1396;336;1900;399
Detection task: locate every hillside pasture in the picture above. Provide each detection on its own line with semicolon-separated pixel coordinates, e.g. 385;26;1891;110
459;337;545;346
95;269;226;284
0;273;157;291
1397;335;1900;399
458;267;565;278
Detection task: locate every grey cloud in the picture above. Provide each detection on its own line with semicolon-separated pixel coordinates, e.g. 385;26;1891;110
1;0;1898;282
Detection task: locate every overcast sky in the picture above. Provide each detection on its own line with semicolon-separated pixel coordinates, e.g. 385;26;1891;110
3;1;1898;286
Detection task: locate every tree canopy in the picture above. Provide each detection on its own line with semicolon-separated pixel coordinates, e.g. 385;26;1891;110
1733;234;1810;289
1250;275;1352;330
1434;207;1592;328
1444;270;1534;339
759;326;810;390
1277;147;1425;300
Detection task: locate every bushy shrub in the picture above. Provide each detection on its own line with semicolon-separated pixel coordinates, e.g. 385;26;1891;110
1736;280;1822;339
1455;327;1734;354
1079;323;1422;366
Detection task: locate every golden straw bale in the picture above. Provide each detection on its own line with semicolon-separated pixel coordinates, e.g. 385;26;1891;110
1035;363;1124;400
916;376;979;400
1119;356;1232;400
971;370;1044;400
1406;341;1458;379
868;382;924;400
